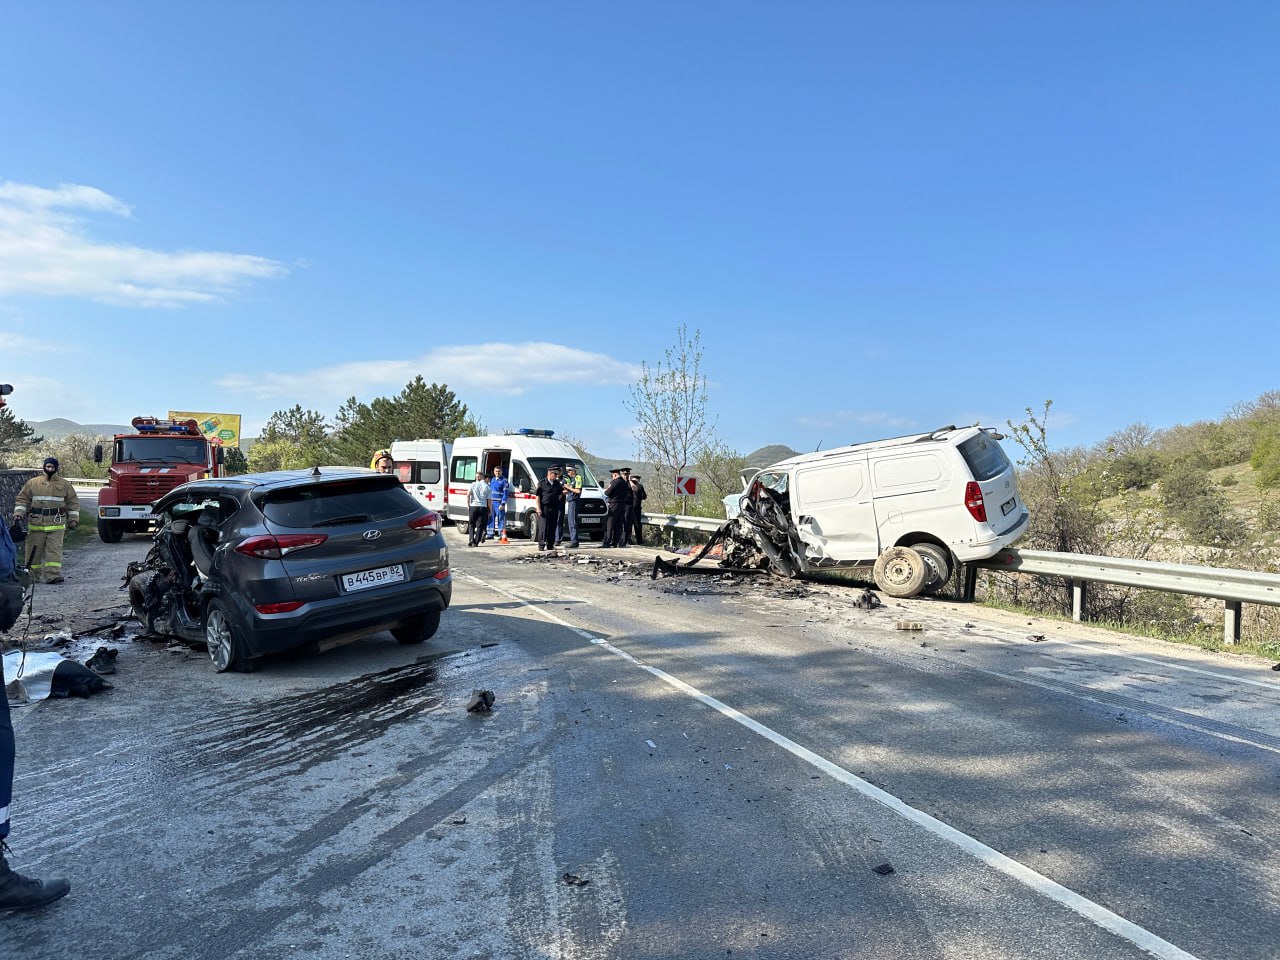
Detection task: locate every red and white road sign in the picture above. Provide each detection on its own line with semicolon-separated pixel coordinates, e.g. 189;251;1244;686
675;475;697;496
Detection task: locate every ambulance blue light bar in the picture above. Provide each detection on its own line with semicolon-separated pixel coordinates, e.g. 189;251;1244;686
517;428;554;437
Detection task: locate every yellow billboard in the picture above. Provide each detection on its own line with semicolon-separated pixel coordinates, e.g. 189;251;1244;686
168;411;242;448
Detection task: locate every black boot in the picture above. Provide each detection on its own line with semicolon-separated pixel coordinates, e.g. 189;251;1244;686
0;844;70;911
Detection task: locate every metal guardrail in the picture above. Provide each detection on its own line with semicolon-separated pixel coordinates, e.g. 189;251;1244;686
645;512;1278;645
68;478;108;488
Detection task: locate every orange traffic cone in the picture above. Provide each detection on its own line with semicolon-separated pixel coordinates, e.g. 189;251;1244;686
499;530;509;544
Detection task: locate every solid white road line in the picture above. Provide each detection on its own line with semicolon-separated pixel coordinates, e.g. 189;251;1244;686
463;573;1204;960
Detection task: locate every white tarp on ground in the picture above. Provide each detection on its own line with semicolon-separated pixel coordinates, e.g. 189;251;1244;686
3;650;69;703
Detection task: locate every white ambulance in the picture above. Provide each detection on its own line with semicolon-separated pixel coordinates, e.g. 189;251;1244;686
447;429;609;540
390;439;451;516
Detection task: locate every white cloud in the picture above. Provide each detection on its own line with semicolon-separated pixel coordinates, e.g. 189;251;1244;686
794;410;916;431
216;343;644;401
0;331;56;353
0;180;286;307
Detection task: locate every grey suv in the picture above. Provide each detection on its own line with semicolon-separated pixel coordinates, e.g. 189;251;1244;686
126;468;451;672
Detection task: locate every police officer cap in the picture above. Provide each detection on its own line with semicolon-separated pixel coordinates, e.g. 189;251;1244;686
43;457;59;471
609;467;621;474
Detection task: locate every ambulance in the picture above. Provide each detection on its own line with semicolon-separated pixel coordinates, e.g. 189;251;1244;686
390;439;451;516
447;429;608;539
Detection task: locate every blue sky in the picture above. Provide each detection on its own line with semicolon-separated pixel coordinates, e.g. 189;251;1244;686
1;2;1276;460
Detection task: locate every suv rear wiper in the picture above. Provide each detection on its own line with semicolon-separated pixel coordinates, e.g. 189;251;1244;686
315;515;371;527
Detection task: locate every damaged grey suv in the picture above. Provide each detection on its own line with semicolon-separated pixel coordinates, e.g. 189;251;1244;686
125;468;451;672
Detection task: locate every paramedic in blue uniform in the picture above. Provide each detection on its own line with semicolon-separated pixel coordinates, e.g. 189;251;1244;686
487;465;511;539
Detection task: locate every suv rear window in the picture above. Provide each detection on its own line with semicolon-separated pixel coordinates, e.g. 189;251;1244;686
261;479;419;528
958;434;1012;482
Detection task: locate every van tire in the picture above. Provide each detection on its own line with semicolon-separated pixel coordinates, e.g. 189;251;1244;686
525;510;540;540
873;547;930;598
913;544;951;592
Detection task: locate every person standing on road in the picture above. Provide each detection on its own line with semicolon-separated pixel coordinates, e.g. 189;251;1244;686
619;468;635;547
561;464;584;548
466;475;491;547
534;465;564;551
14;458;79;585
628;473;648;546
487;465;511;540
1;458;72;910
602;468;628;548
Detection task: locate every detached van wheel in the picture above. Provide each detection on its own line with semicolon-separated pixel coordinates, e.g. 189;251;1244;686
913;544;952;593
392;609;442;644
205;599;253;672
873;546;930;599
525;510;540;541
98;519;124;543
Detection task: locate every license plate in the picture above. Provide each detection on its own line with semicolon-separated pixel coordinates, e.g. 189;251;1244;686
341;564;405;592
1001;497;1016;516
581;517;602;525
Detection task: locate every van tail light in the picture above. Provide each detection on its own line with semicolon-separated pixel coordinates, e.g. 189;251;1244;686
409;511;441;534
235;534;328;559
964;482;987;522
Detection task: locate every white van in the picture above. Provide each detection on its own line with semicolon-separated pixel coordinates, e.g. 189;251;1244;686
447;429;609;539
390;439;451;515
729;425;1029;597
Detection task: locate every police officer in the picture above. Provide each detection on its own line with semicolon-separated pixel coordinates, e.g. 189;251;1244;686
14;457;79;584
534;465;564;551
602;468;629;547
628;473;648;546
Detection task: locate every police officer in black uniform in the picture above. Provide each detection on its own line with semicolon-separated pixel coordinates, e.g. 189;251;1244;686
534;465;565;551
602;468;629;547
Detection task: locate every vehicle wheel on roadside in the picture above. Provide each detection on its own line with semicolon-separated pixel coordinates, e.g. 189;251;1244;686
204;598;253;672
525;510;540;541
913;543;952;593
391;608;442;644
873;546;930;598
127;572;159;635
98;519;124;543
458;520;470;535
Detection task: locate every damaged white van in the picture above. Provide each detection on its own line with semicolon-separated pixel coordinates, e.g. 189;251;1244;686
721;425;1029;597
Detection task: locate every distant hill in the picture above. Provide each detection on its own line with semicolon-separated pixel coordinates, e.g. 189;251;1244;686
745;444;800;466
27;418;132;440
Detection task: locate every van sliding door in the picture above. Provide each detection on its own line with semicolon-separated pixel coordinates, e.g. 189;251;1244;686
793;458;877;563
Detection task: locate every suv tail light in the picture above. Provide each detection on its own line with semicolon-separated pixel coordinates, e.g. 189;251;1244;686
408;511;441;534
964;481;987;522
235;534;328;559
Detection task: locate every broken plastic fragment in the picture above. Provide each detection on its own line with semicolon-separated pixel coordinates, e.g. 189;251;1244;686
466;689;496;712
871;863;895;876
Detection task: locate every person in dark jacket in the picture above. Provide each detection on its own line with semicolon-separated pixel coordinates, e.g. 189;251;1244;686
534;465;565;551
602;468;629;547
1;439;72;910
627;474;648;546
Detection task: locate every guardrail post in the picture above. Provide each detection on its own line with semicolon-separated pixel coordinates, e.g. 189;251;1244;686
1223;600;1242;646
962;564;978;602
1071;580;1087;622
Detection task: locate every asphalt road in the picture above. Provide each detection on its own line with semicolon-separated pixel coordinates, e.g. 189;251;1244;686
3;527;1279;959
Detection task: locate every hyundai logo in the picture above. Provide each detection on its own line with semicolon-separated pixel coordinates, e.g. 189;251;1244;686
362;529;382;541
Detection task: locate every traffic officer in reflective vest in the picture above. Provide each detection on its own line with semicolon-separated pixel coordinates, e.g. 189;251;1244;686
13;458;80;584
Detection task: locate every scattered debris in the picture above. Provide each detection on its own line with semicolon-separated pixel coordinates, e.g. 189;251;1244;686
645;739;657;749
1272;663;1279;672
5;676;29;704
1027;634;1047;642
561;872;590;887
466;689;496;713
42;629;73;647
449;816;468;825
85;646;119;675
871;863;896;876
896;621;924;631
852;589;881;610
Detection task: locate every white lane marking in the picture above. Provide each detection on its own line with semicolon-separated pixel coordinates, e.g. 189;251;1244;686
462;572;1203;960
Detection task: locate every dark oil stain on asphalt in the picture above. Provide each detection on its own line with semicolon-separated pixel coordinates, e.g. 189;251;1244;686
164;660;444;786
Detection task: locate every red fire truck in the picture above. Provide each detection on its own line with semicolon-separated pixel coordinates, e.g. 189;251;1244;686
94;417;225;542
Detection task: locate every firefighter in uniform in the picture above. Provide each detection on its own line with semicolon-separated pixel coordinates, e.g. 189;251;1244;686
14;458;80;584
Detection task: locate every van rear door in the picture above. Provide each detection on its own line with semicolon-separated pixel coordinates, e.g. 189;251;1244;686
792;455;877;562
957;432;1022;535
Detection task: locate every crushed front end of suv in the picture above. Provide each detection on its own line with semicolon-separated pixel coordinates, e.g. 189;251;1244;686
124;468;451;672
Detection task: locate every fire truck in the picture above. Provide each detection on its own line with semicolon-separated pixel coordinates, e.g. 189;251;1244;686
94;416;225;542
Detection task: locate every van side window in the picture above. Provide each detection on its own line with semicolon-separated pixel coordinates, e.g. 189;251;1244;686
873;455;943;489
415;462;441;484
512;463;532;492
452;456;477;483
958;435;1010;481
394;462;413;484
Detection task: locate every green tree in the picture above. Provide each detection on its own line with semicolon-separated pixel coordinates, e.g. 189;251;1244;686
691;439;748;517
251;405;331;470
329;378;481;466
1161;459;1240;545
223;446;249;475
625;324;715;512
0;407;41;468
